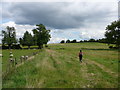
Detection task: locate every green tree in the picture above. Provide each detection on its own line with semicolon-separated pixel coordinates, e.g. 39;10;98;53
89;38;95;42
32;24;51;49
60;40;65;43
19;38;24;46
98;38;107;43
66;39;71;43
2;26;17;49
22;31;33;49
105;20;120;48
71;39;77;43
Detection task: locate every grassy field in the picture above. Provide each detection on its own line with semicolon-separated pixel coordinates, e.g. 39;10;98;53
0;49;2;90
2;42;119;88
2;49;40;74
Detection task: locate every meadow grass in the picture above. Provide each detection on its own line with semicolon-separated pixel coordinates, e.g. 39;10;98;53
2;49;40;74
2;42;118;88
0;49;2;90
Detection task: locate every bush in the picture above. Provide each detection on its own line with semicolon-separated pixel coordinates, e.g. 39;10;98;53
109;46;119;49
2;45;9;49
109;46;113;49
11;44;22;49
45;45;48;47
60;40;65;43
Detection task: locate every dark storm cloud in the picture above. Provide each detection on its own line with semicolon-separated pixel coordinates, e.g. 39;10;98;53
2;2;117;29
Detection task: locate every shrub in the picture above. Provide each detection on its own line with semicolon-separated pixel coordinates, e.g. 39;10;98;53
11;44;22;49
109;46;113;49
2;45;9;49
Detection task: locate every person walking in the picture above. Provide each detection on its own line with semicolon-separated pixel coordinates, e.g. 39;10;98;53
79;50;83;63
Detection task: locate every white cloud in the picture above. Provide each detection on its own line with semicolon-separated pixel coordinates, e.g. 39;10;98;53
2;0;118;2
1;1;118;43
1;21;68;44
1;21;16;27
79;30;105;40
0;21;35;39
49;37;67;43
0;20;109;44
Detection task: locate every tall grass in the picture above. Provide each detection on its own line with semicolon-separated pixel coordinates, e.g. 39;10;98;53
2;42;118;88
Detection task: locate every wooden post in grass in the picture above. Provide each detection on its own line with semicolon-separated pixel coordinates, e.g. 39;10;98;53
9;52;14;72
20;56;24;63
25;56;28;60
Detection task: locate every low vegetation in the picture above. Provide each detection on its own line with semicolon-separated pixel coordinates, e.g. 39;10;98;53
2;42;118;88
2;49;40;74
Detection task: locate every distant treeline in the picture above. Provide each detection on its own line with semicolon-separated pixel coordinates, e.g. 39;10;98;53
60;38;119;49
61;20;120;49
60;38;107;44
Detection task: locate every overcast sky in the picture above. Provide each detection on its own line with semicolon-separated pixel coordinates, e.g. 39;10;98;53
0;0;119;43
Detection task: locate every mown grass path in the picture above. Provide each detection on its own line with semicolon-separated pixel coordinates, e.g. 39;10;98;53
2;43;118;88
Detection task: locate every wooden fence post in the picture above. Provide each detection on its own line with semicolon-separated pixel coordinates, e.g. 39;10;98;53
9;52;13;72
21;56;24;63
